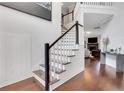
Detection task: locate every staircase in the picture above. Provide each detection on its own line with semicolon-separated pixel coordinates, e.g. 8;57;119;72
32;21;83;90
31;2;114;90
32;2;84;90
31;2;85;91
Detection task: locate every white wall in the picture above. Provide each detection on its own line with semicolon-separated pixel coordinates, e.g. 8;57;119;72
74;3;85;71
31;3;61;70
0;32;32;88
75;6;84;46
63;14;70;25
0;2;61;87
81;4;115;15
101;3;124;54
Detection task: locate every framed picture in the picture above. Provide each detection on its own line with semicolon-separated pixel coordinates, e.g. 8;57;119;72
0;2;52;21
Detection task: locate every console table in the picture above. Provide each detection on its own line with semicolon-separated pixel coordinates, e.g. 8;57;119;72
101;52;124;72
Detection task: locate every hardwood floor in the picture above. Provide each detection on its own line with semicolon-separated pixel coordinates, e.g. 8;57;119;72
0;77;43;91
0;58;124;91
55;58;124;91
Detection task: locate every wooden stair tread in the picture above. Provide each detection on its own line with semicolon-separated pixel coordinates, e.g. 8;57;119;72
33;70;60;85
67;55;75;57
33;70;45;80
40;64;66;74
62;62;71;65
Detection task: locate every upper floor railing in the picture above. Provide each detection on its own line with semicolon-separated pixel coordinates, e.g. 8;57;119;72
80;2;113;7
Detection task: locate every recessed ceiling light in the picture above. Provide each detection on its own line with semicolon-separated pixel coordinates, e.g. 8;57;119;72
86;31;91;34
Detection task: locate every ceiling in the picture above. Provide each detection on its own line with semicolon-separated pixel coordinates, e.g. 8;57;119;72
62;2;76;15
62;4;114;37
84;13;113;31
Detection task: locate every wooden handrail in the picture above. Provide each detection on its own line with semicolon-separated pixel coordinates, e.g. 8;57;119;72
62;3;76;16
62;3;76;22
49;23;76;49
49;21;83;49
62;11;73;17
78;23;83;27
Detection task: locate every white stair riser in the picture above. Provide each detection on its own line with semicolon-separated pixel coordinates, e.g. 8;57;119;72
57;44;76;47
51;50;75;56
62;36;75;38
55;46;78;49
33;73;45;86
58;42;76;44
50;55;71;62
60;40;76;42
40;66;60;80
51;62;65;69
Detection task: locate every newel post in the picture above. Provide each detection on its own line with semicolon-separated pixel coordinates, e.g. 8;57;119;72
75;21;79;44
45;43;50;91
